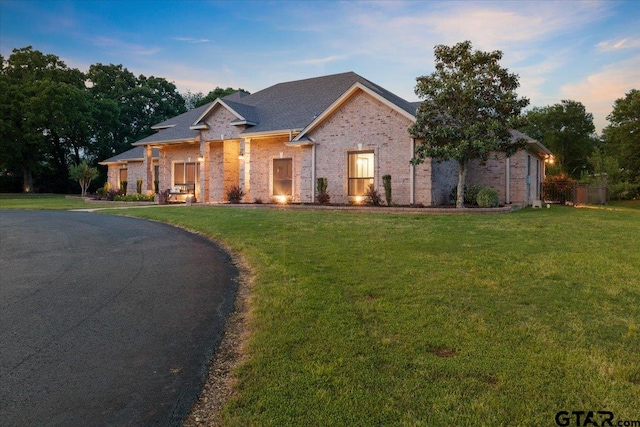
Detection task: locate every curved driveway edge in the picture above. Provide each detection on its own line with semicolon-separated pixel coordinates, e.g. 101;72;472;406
0;210;238;426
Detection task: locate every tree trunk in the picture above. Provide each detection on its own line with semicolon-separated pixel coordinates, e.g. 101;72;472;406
22;167;34;193
456;160;468;208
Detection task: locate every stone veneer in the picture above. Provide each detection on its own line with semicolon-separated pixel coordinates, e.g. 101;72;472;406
306;90;423;205
466;149;545;205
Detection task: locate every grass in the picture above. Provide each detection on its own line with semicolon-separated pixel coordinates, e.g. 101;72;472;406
3;196;639;426
0;193;151;210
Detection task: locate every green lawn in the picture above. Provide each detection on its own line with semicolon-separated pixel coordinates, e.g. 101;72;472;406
107;205;639;426
3;197;639;426
0;193;151;210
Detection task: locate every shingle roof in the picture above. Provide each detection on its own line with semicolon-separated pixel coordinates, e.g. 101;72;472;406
131;72;416;146
99;146;159;164
207;71;417;134
132;103;211;145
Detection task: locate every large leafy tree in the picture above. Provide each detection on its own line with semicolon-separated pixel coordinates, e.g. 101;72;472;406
520;100;596;179
602;89;639;184
0;47;92;192
1;48;189;193
409;41;529;208
86;64;187;163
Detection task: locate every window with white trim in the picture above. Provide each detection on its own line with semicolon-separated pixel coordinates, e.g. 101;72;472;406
348;151;374;196
273;158;292;196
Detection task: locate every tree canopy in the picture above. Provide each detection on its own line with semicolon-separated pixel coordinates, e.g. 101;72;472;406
183;87;249;110
519;100;596;179
1;47;187;193
409;40;529;208
602;89;639;184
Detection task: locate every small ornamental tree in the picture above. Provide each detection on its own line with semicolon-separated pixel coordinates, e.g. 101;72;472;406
409;41;530;208
69;161;98;197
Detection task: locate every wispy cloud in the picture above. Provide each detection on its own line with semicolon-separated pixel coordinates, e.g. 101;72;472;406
171;37;211;44
596;38;640;51
561;56;640;133
294;55;348;66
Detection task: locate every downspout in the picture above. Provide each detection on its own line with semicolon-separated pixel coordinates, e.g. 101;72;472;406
311;143;316;203
505;156;511;204
410;138;415;205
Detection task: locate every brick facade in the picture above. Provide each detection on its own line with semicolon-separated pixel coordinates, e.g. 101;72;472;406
307;90;417;204
105;82;547;207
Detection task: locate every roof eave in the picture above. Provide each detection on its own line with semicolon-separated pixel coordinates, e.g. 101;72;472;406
240;128;304;138
151;123;177;130
192;99;246;127
132;138;198;146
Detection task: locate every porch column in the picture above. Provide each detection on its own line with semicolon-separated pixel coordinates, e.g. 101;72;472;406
144;145;153;195
200;139;210;203
243;139;251;201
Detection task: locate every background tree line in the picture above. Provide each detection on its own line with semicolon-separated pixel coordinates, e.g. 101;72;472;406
0;46;244;193
519;91;639;199
1;45;636;199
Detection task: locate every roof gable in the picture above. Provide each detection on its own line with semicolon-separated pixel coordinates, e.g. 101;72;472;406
293;81;416;141
129;72;417;146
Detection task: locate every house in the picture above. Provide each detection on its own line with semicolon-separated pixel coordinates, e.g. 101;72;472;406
100;72;552;206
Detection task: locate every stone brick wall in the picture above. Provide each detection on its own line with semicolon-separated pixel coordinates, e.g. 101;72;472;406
202;106;243;141
430;159;459;205
159;143;201;199
467;149;544;205
306;90;416;205
247;135;303;203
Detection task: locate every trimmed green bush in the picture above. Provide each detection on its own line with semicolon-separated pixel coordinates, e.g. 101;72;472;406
476;187;500;207
114;193;154;202
450;183;485;205
316;177;330;204
382;174;392;206
136;179;143;194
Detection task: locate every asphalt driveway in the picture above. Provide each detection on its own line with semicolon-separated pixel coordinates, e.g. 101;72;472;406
0;210;238;426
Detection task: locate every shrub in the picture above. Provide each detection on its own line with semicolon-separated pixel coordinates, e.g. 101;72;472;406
316;177;330;204
382;174;392;206
154;180;159;194
254;198;263;204
120;180;128;195
450;183;485;205
609;182;640;200
106;189;119;201
476;187;500;207
365;184;383;206
136;179;143;194
114;194;154;202
158;189;169;205
227;185;245;203
465;183;484;205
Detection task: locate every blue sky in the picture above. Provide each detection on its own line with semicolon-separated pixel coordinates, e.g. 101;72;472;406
2;0;639;133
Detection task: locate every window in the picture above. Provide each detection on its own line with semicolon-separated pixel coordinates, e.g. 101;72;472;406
174;162;197;185
348;151;374;196
273;158;292;196
119;168;127;185
173;162;197;193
